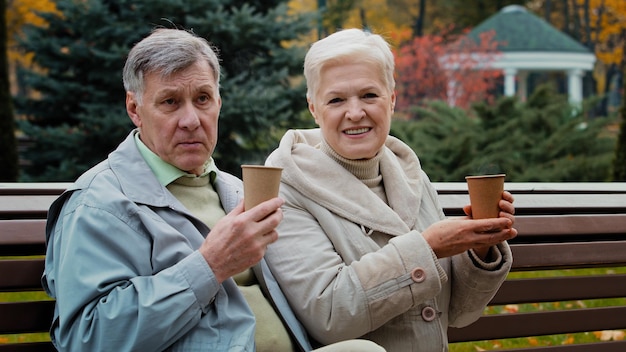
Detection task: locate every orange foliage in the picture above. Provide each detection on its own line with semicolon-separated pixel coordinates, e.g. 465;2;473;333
6;0;59;64
584;0;626;66
594;330;626;341
502;304;519;313
562;335;575;344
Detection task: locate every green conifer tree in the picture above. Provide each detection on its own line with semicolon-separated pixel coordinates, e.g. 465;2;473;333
16;0;314;181
391;84;617;182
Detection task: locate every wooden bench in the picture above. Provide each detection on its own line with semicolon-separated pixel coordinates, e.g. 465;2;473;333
1;182;625;351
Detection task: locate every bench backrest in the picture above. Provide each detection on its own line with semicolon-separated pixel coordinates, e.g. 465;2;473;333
1;182;626;351
0;183;67;352
437;182;626;352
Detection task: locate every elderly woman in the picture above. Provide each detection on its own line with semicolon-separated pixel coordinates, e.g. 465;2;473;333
263;28;517;351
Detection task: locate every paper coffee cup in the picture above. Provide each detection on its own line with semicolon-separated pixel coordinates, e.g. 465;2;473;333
241;165;283;211
465;174;506;219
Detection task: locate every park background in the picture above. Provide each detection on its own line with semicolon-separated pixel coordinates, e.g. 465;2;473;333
1;0;625;183
0;0;625;350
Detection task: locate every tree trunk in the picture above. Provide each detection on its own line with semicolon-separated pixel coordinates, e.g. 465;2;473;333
0;0;19;181
544;0;552;22
612;33;626;181
413;0;426;37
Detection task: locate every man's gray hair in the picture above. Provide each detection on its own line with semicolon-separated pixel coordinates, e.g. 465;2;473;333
123;28;221;104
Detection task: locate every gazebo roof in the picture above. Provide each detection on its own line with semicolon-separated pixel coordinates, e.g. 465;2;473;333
441;5;595;105
449;5;597;72
467;5;592;54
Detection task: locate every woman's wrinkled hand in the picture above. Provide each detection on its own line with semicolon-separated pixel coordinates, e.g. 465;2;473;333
425;191;518;260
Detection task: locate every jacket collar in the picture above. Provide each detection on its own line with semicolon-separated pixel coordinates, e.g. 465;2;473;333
73;129;241;213
267;129;424;236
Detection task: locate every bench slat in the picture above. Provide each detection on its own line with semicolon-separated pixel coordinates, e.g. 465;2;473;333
448;306;626;342
439;193;626;216
0;301;55;334
0;195;59;220
0;259;45;291
491;274;626;305
511;241;626;270
0;219;47;256
515;214;626;237
0;183;69;196
0;219;47;246
433;182;626;194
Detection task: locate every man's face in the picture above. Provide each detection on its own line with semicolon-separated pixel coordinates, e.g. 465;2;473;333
126;60;221;175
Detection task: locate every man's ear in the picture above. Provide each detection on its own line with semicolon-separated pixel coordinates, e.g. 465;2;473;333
126;92;142;127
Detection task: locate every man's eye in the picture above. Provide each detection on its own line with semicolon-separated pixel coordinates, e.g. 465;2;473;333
197;95;210;103
363;93;378;99
164;98;176;105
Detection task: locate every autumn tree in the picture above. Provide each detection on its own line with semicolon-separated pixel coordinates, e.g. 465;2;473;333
527;0;626;111
307;0;414;46
585;0;626;111
5;0;58;86
394;29;501;114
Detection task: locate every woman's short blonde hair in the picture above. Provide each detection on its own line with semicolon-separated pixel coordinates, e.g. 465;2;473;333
304;28;395;101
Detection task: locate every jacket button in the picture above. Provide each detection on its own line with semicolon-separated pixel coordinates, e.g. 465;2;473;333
411;268;426;283
421;306;437;322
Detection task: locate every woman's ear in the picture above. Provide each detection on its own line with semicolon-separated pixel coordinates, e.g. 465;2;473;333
308;98;320;125
126;92;142;127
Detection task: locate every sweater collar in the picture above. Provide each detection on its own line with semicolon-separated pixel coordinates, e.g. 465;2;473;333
319;138;383;182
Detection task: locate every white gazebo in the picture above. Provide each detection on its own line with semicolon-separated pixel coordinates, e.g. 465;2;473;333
448;5;596;106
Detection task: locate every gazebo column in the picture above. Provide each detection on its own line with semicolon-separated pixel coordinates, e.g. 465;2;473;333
567;69;584;105
446;78;457;107
517;71;528;102
504;68;517;97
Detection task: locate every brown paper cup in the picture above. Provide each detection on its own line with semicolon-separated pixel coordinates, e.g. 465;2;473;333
465;174;506;219
241;165;283;211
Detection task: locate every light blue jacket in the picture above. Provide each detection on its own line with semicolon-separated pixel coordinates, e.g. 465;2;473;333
42;131;311;352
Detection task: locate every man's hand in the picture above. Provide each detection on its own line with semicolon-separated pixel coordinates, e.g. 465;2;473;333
199;197;284;283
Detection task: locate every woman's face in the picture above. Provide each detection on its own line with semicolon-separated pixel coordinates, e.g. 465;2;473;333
309;61;395;160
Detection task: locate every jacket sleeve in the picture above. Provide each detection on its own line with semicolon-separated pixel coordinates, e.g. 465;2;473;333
43;192;220;352
447;242;512;327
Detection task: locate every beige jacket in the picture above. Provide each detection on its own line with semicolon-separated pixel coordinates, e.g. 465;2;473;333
264;129;512;352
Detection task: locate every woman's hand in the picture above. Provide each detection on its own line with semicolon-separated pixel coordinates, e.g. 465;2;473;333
464;190;516;225
423;191;518;260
